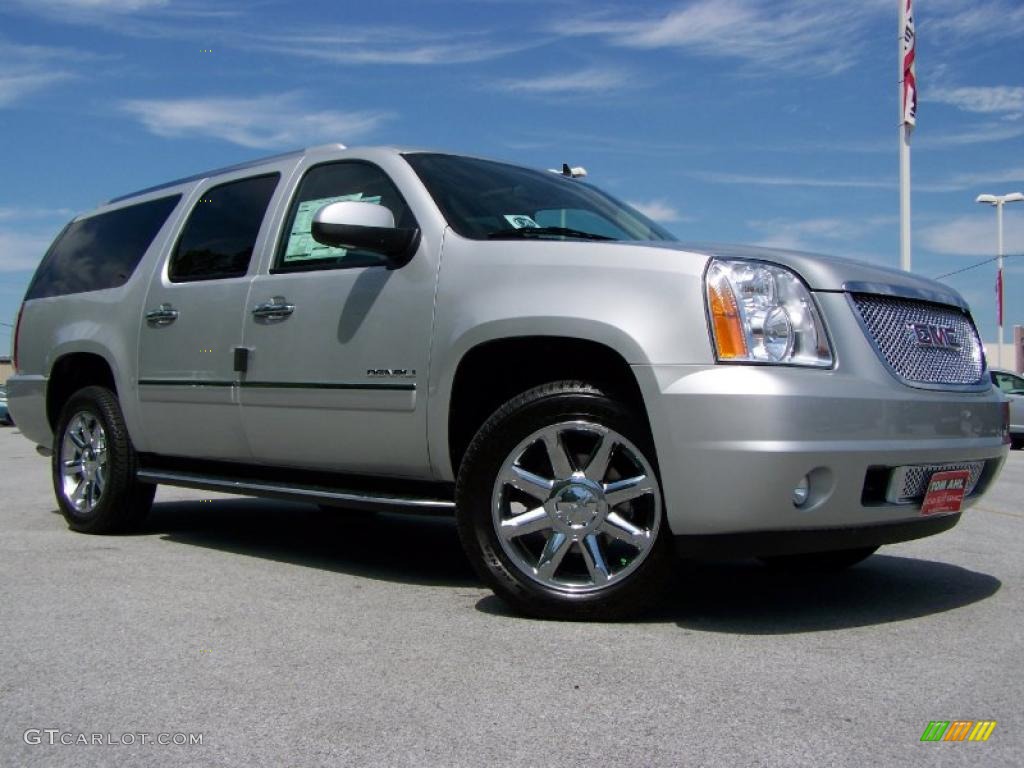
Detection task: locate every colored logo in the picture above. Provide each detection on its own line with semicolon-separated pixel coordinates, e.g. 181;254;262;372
920;721;997;742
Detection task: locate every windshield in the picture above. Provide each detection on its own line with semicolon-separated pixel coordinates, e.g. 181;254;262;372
403;153;677;242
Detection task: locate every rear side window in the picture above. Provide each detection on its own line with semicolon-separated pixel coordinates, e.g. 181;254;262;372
25;194;181;300
169;173;279;282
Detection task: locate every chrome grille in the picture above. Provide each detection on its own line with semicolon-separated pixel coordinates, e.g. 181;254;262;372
851;294;984;386
885;461;985;504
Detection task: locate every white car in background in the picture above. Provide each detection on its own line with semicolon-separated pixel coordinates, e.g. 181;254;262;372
991;369;1024;449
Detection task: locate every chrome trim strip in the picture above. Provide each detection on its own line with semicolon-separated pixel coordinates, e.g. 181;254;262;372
842;281;969;311
136;469;455;513
137;379;416;392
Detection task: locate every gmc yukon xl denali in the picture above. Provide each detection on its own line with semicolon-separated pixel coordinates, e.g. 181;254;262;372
7;145;1010;619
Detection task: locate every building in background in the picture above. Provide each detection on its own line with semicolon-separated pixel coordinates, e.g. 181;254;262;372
984;326;1024;374
0;356;11;384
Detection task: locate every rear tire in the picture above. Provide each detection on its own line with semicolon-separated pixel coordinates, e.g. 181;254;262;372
456;381;672;621
1011;437;1023;451
759;546;879;572
52;386;155;534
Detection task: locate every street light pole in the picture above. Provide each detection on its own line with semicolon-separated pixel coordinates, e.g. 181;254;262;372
976;192;1024;368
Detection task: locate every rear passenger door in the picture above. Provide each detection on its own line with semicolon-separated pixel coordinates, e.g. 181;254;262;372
136;173;282;460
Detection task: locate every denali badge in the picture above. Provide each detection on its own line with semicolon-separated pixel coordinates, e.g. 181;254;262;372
908;323;960;350
367;368;417;378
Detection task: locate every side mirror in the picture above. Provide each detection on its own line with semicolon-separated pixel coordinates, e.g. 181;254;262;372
311;201;420;268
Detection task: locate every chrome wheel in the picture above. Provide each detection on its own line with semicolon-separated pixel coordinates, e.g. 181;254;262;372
492;420;662;593
59;411;108;515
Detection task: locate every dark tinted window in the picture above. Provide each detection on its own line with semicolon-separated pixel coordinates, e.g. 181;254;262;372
275;161;414;272
26;195;181;300
404;153;675;242
170;174;279;282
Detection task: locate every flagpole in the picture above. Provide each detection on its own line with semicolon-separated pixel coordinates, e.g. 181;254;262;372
898;0;912;272
997;200;1004;367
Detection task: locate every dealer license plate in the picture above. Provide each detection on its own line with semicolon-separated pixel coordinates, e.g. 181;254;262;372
920;469;971;516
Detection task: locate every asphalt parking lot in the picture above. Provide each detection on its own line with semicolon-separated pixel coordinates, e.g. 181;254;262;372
0;425;1021;767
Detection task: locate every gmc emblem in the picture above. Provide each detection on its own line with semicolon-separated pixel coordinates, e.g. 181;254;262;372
908;322;960;350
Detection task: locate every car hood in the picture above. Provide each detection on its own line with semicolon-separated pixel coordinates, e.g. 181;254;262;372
644;241;969;309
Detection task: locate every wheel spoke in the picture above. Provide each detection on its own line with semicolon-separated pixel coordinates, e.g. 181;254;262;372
583;433;616;483
62;459;81;476
68;429;88;450
499;506;551;540
604;475;656;508
71;479;87;505
542;430;575;479
581;534;611;585
94;467;105;494
601;512;649;549
503;466;554;501
536;532;571;579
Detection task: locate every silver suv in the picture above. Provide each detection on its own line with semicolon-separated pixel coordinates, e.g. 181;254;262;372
7;145;1010;619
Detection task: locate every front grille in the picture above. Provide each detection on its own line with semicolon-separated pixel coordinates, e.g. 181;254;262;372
851;294;984;386
885;461;985;504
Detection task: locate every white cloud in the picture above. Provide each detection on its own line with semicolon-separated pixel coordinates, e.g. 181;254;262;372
0;71;72;107
748;216;893;252
691;166;1024;193
928;86;1024;119
918;123;1024;149
626;199;684;223
0;207;74;221
249;32;532;66
943;166;1024;190
20;0;169;9
119;94;390;149
0;40;82;107
0;230;54;272
927;0;1024;46
497;67;631;95
691;170;894;190
556;0;882;75
921;215;1024;257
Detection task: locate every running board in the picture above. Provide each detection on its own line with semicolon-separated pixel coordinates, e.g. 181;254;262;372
135;469;456;515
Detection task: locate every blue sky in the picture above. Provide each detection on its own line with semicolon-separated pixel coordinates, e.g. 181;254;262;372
1;0;1023;353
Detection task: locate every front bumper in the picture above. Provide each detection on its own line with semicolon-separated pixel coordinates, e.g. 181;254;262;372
635;364;1008;545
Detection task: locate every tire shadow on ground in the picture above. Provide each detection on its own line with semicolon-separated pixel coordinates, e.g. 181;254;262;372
478;554;1001;632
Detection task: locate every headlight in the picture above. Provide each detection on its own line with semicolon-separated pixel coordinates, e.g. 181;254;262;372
705;259;832;367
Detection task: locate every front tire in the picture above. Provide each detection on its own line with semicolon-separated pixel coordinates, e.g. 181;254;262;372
53;386;155;534
456;382;672;620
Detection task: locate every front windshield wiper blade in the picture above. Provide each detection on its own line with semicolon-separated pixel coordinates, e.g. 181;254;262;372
485;226;617;241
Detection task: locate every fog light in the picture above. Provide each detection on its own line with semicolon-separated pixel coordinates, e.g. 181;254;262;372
792;475;810;507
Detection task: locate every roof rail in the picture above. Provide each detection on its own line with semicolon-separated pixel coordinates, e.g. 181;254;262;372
105;144;345;205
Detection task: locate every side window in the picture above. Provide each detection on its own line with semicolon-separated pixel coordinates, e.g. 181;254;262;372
169;173;279;282
26;195;181;300
275;161;415;272
996;373;1024;393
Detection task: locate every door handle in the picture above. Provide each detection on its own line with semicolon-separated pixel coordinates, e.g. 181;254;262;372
145;303;179;325
252;297;295;320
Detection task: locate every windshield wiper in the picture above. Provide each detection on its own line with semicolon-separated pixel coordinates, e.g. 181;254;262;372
486;226;617;241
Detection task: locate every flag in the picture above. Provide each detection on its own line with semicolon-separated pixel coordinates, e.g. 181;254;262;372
997;267;1004;326
902;0;917;130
